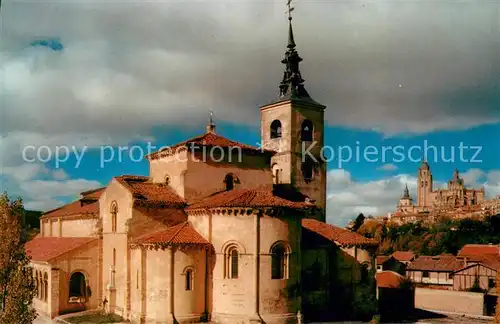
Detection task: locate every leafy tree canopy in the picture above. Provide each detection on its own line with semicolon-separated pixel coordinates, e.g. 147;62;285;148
352;214;500;256
0;193;37;323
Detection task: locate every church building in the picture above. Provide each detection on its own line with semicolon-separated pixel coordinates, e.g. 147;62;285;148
393;161;486;223
26;15;378;324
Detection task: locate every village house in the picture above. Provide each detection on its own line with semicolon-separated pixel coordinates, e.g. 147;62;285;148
376;251;415;274
24;16;378;324
452;244;500;291
406;254;464;289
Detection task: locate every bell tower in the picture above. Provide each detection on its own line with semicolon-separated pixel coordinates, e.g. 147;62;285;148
260;10;327;218
417;160;433;208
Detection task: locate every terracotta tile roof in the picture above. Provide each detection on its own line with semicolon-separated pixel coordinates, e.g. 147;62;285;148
116;175;186;207
131;222;210;248
457;244;500;257
376;271;405;288
147;132;274;160
392;251;416;262
377;256;390;265
461;254;500;271
302;218;379;247
80;187;106;200
407;255;465;272
186;189;314;210
41;187;105;219
41;199;99;219
26;237;97;262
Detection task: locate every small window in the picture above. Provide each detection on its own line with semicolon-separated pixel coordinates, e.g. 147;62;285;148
489;278;495;289
423;271;429;278
270;120;282;139
110;201;118;233
272;164;281;184
165;175;170;185
301;120;313;142
225;246;239;279
185;269;193;291
271;243;289;279
224;174;234;191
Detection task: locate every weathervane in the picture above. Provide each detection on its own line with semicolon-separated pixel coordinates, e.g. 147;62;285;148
286;0;294;21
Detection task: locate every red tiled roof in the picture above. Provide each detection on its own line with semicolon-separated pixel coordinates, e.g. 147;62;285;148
407;255;465;272
460;254;500;271
376;271;405;288
186;189;314;210
116;176;186;207
41;187;105;219
392;251;416;262
131;222;210;248
26;237;97;262
41;199;99;219
377;256;390;265
80;187;106;200
457;244;500;258
147;132;274;160
302;218;379;247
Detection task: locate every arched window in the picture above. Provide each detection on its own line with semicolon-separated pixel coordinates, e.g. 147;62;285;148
272;164;281;184
301;120;313;142
69;272;86;300
164;175;170;185
43;272;48;302
184;268;193;291
225;246;239;279
271;242;290;279
110;201;118;233
270;120;282;139
224;174;234;191
302;156;314;182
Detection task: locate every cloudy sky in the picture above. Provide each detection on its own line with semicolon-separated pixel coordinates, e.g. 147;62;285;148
1;0;499;225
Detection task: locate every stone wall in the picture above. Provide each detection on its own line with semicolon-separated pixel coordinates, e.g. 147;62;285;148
415;287;485;316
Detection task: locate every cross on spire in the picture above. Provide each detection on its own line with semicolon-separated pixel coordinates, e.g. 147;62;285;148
278;0;311;100
286;0;294;21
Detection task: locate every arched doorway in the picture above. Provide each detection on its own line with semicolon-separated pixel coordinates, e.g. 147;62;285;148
69;272;87;303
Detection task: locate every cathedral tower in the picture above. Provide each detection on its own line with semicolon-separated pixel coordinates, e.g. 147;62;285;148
260;14;327;219
417;160;433;208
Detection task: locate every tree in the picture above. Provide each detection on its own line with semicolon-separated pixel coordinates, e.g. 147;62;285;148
0;193;37;323
352;213;365;232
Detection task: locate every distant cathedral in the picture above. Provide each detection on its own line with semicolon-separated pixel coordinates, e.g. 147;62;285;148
396;161;485;214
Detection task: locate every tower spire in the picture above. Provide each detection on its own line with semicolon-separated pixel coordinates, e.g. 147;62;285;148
403;183;410;198
206;109;216;134
278;0;311;100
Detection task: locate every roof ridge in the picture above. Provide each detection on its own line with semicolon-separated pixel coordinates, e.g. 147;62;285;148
80;186;106;196
168;221;189;244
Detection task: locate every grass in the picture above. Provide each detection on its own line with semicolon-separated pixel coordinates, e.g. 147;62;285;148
66;311;126;324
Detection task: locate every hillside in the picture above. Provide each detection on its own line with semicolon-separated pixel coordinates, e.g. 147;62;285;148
354;214;500;256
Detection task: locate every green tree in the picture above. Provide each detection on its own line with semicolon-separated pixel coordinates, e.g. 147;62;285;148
0;193;37;323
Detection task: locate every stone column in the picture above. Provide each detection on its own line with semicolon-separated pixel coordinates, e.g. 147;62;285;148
107;265;116;314
250;209;262;323
166;247;176;323
296;215;303;324
58;218;62;237
50;269;60;318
